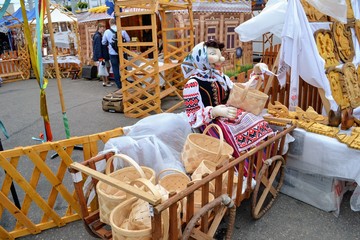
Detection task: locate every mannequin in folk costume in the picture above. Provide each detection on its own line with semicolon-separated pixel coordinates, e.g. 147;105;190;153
181;40;274;162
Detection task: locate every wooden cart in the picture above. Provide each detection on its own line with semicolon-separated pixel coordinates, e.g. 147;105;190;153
70;124;295;239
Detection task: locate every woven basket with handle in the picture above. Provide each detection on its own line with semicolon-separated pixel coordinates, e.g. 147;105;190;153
227;75;269;115
110;178;169;240
181;124;233;173
96;154;155;225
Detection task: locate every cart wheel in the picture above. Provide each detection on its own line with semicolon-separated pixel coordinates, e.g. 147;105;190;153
251;155;285;219
182;195;235;240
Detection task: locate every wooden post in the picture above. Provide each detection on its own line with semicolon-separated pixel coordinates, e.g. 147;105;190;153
0;139;21;209
45;3;71;138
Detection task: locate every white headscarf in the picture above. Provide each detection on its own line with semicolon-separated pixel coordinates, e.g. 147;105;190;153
181;42;233;91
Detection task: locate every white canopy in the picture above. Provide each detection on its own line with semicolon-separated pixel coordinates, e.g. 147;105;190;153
235;0;287;41
31;8;77;24
235;0;348;42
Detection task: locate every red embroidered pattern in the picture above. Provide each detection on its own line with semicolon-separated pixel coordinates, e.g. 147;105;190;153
184;81;199;88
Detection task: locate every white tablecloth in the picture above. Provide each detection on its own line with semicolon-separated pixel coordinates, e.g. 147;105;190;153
42;55;80;65
287;128;360;211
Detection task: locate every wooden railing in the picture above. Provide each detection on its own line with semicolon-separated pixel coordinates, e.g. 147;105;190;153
0;127;124;239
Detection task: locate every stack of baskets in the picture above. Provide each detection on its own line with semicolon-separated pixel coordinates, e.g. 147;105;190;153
109;178;169;240
96;154;155;224
181;124;233;173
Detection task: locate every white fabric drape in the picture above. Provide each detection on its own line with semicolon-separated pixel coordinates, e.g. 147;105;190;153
235;0;351;42
306;0;347;23
235;0;287;41
277;0;336;111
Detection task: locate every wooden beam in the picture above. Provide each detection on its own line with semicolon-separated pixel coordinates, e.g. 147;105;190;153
70;163;161;205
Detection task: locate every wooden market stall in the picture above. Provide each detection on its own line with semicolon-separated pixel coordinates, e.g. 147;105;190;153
30;5;82;79
173;0;253;70
114;0;194;118
0;9;31;82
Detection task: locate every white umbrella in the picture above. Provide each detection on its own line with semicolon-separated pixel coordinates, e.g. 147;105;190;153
31;8;77;24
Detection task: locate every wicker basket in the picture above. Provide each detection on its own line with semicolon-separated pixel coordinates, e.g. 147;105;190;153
96;154;155;225
181;124;233;173
227;75;269;115
191;160;237;195
110;178;169;240
157;168;190;193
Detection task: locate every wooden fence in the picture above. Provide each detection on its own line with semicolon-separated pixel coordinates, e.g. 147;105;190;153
0;127;124;239
0;47;31;83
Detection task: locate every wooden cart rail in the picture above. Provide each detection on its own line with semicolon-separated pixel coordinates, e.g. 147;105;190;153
0;127;124;239
69;124;295;239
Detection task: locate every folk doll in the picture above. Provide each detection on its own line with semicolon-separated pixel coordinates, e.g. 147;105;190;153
181;40;274;160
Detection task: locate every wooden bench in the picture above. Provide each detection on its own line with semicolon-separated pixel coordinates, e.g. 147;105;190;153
0;59;24;81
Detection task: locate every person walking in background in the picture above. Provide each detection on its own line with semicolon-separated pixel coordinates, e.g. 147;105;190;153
92;23;112;87
102;18;130;89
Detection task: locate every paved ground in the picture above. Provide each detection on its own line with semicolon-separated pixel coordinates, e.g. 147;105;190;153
0;78;359;240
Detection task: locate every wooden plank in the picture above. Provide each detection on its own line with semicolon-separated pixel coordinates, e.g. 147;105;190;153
207;206;227;237
0;154;64;227
25;148;81;215
201;180;210;233
160;86;177;99
0;156;20;217
10;214;80;239
159;2;189;10
41;159;71;223
15;151;46;230
254;161;282;215
0;72;23;78
70;162;161;205
0;191;40;234
0;225;13;240
191;228;213;240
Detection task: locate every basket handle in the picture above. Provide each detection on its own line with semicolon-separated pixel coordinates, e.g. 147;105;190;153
202;124;224;161
130;178;162;200
156;168;190;183
130;178;170;240
240;75;258;101
105;154;146;179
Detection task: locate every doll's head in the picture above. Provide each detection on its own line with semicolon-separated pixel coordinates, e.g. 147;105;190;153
181;39;226;78
204;40;225;69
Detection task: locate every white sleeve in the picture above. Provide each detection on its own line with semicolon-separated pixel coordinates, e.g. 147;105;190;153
122;30;131;42
102;30;109;45
183;79;213;128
